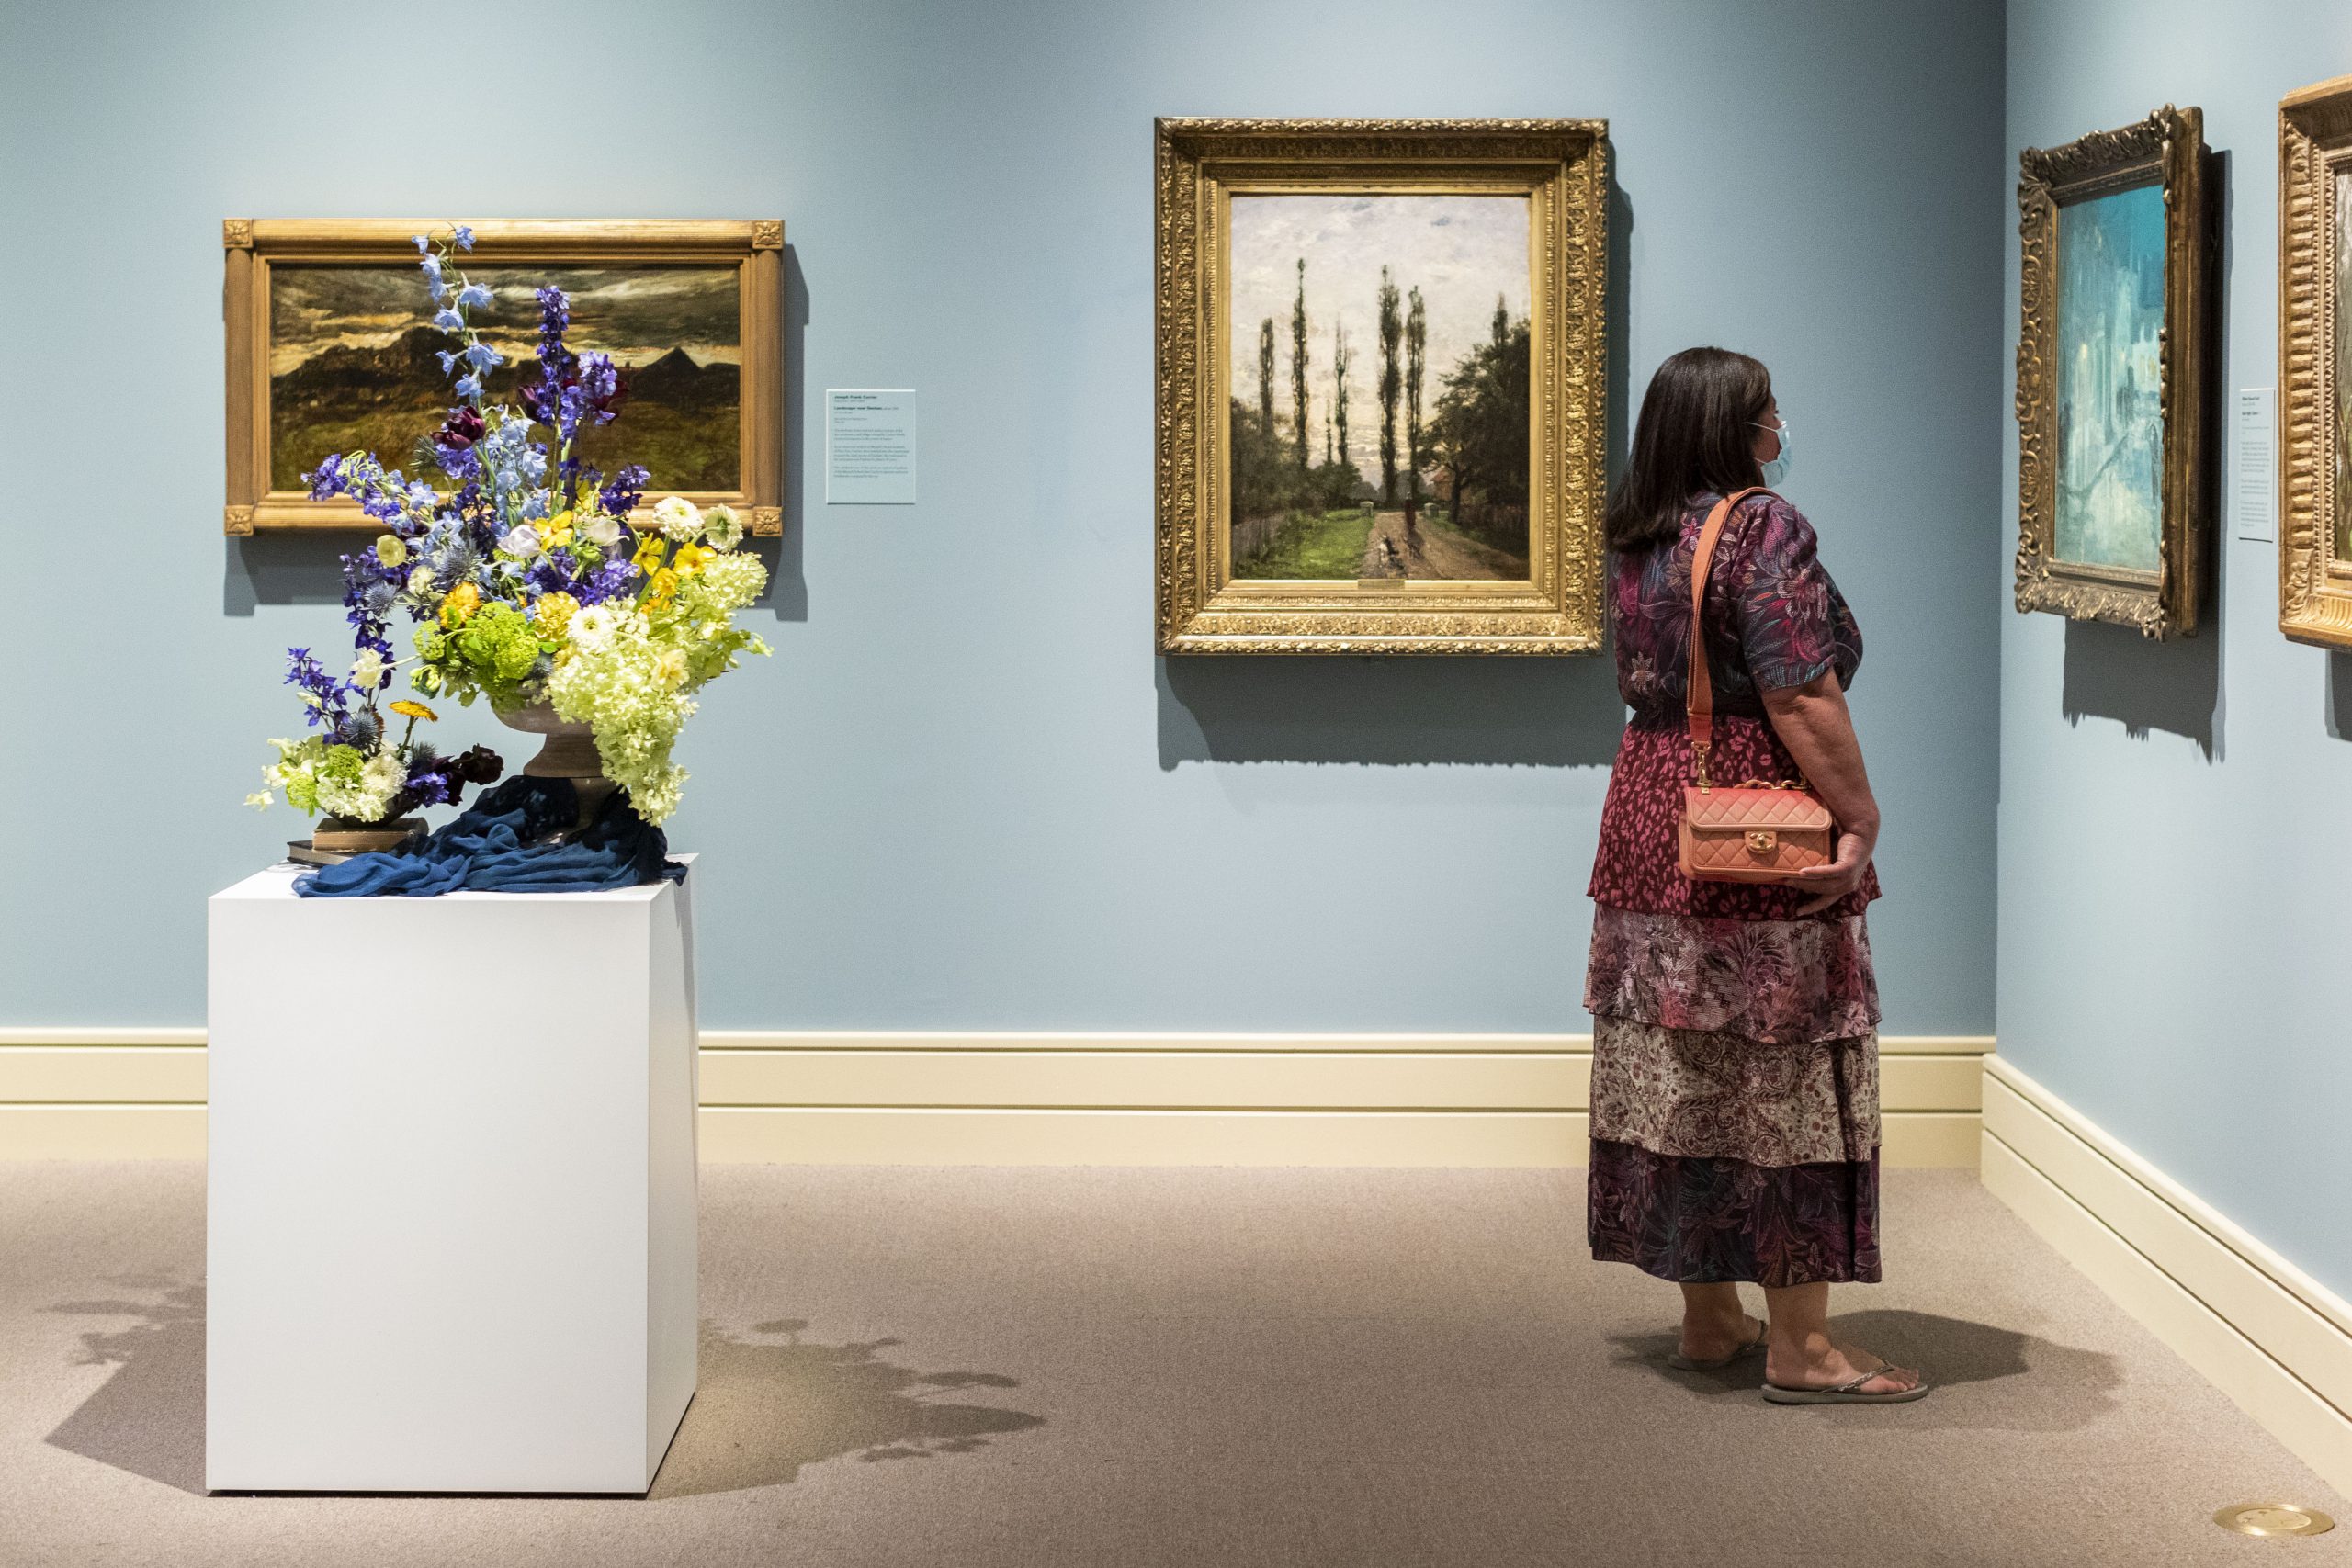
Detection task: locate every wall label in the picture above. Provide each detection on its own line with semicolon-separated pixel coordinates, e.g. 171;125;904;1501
826;389;917;504
2235;388;2275;543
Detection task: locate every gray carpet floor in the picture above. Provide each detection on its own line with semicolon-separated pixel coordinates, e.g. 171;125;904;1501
3;1162;2345;1567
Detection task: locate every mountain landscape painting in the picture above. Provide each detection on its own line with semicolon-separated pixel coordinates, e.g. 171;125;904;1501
268;264;741;494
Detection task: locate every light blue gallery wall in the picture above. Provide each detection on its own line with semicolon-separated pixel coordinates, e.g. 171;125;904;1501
2000;0;2352;1296
0;0;2002;1035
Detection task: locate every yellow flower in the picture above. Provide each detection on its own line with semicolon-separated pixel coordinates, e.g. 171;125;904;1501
375;534;408;568
633;535;668;571
389;700;438;721
531;591;580;637
439;581;481;627
655;648;688;687
646;567;679;608
673;543;711;576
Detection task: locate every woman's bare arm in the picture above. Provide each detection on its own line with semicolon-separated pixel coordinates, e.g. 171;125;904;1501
1758;670;1879;915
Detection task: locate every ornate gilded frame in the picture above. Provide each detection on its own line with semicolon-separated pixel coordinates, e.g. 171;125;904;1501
2013;107;2214;638
1154;118;1610;655
222;219;784;536
2279;76;2352;649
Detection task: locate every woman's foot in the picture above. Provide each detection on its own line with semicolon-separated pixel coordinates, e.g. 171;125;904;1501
1763;1333;1921;1395
1678;1308;1765;1364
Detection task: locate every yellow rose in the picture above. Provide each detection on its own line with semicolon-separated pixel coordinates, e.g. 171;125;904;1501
531;591;580;637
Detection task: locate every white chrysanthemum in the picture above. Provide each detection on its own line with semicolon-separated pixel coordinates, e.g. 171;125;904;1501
350;649;387;688
407;565;435;596
581;513;623;548
702;505;744;550
570;604;617;649
498;524;543;558
652;494;703;542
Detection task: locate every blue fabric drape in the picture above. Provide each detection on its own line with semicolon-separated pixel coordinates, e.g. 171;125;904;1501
295;777;685;897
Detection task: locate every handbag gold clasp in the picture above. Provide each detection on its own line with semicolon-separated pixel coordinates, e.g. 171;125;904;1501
1745;829;1777;855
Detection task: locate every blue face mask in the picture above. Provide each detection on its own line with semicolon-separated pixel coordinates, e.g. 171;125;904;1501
1751;416;1792;488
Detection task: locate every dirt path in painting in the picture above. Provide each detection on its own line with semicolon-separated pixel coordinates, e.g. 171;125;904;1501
1356;509;1522;581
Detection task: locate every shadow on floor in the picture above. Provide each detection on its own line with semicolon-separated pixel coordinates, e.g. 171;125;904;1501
1608;1309;2125;1431
37;1279;1040;1502
650;1317;1044;1499
44;1275;208;1495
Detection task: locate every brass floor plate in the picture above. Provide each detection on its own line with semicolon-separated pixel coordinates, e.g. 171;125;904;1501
2212;1503;2336;1537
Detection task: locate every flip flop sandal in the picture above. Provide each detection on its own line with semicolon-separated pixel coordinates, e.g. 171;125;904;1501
1666;1314;1769;1371
1762;1368;1930;1404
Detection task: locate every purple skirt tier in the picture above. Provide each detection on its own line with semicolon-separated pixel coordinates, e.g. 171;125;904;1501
1588;1138;1882;1288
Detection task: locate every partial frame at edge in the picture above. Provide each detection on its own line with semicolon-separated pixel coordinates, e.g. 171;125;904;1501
2279;76;2352;649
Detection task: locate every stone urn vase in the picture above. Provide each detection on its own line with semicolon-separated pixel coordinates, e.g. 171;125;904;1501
496;702;618;827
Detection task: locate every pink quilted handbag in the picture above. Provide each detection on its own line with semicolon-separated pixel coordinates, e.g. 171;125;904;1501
1678;488;1836;886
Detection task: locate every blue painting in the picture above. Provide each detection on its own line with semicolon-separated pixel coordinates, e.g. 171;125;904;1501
2054;182;2166;571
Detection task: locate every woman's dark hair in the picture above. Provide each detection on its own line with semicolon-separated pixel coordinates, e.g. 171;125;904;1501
1602;347;1772;550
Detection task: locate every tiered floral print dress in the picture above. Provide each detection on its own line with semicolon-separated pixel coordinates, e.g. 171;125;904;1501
1585;491;1882;1287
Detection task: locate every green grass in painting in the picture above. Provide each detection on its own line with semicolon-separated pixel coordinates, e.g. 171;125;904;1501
1233;509;1375;580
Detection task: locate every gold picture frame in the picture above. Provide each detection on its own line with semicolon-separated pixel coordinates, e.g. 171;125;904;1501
2279;75;2352;649
2013;107;2214;638
1153;118;1610;655
222;219;783;536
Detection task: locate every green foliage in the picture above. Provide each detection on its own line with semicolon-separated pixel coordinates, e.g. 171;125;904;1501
1430;313;1532;551
1376;267;1403;502
1230;508;1376;580
1289;259;1311;471
1405;286;1427;503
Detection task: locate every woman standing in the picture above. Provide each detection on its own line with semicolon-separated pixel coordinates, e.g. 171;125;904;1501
1585;347;1927;1404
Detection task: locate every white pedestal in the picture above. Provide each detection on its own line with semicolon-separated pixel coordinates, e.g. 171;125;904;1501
205;863;699;1495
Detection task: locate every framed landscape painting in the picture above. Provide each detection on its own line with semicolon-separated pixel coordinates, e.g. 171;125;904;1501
1154;118;1610;654
2013;107;2214;638
2278;74;2352;649
222;220;783;535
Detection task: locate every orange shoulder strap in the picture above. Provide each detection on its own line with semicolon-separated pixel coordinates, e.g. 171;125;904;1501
1686;487;1770;789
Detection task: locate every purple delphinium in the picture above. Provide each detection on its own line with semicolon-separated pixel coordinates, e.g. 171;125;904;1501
283;648;353;732
576;558;638;606
598;462;650;516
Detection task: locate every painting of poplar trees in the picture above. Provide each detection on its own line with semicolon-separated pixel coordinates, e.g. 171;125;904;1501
1227;195;1532;581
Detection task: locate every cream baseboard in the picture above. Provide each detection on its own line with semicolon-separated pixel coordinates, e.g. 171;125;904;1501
0;1029;1991;1168
1981;1056;2352;1497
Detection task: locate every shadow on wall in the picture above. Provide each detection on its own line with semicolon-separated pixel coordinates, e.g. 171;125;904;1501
2324;654;2352;741
1157;653;1626;768
221;242;812;624
2060;618;2222;760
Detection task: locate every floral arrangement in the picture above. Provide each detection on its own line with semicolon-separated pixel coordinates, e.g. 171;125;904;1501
248;648;503;824
258;223;769;826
